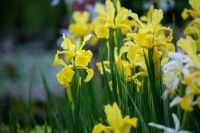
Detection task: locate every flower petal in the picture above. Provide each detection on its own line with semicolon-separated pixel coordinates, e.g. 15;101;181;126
75;50;93;67
104;103;123;129
84;68;94;82
95;25;109;39
92;124;106;133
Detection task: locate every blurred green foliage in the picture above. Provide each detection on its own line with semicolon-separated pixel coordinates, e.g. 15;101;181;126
0;0;189;32
0;0;66;32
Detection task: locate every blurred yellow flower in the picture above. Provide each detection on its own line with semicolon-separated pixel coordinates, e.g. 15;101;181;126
92;103;138;133
181;0;200;20
69;11;91;37
181;0;200;52
94;0;138;39
177;36;200;67
75;50;92;67
127;9;173;50
95;25;109;39
56;67;74;86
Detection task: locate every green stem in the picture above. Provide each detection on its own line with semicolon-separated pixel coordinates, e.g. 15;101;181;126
144;49;163;123
181;111;189;130
109;29;118;102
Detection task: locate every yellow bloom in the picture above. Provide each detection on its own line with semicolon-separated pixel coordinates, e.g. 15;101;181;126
94;0;139;39
56;67;74;85
170;73;200;111
181;0;200;20
182;0;200;52
61;34;75;52
95;25;109;39
177;36;200;67
56;67;74;102
92;103;138;133
170;96;192;112
180;95;193;111
92;124;107;133
95;3;106;16
96;45;132;79
73;11;89;24
147;5;155;18
75;50;92;67
130;9;173;49
53;51;67;67
151;9;163;33
126;43;147;73
185;75;200;93
69;11;91;36
53;34;94;101
181;9;190;20
69;23;88;37
96;61;111;75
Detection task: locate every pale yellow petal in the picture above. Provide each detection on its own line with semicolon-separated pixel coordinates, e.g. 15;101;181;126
123;63;132;78
189;0;200;12
177;36;196;56
92;124;106;133
75;50;92;67
95;3;106;15
152;9;163;32
95;25;109;39
123;116;138;128
129;12;144;28
180;95;193;111
79;34;92;50
61;34;72;50
181;9;189;20
147;4;155;17
53;51;67;66
127;45;138;63
161;57;169;66
84;34;92;42
177;36;200;66
56;71;64;85
84;68;94;82
69;23;89;37
105;103;123;129
62;67;75;83
73;11;89;23
106;0;115;24
65;86;73;102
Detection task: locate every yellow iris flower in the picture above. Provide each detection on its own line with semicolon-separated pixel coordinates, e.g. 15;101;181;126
94;0;139;39
92;103;138;133
69;11;91;37
96;47;132;81
181;0;200;20
133;9;172;49
53;34;94;101
123;41;148;91
177;36;200;67
167;37;200;111
181;0;200;51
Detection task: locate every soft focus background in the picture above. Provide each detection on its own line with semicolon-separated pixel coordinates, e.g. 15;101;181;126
0;0;188;127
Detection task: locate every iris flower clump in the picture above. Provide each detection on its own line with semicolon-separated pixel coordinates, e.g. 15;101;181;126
51;0;200;132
